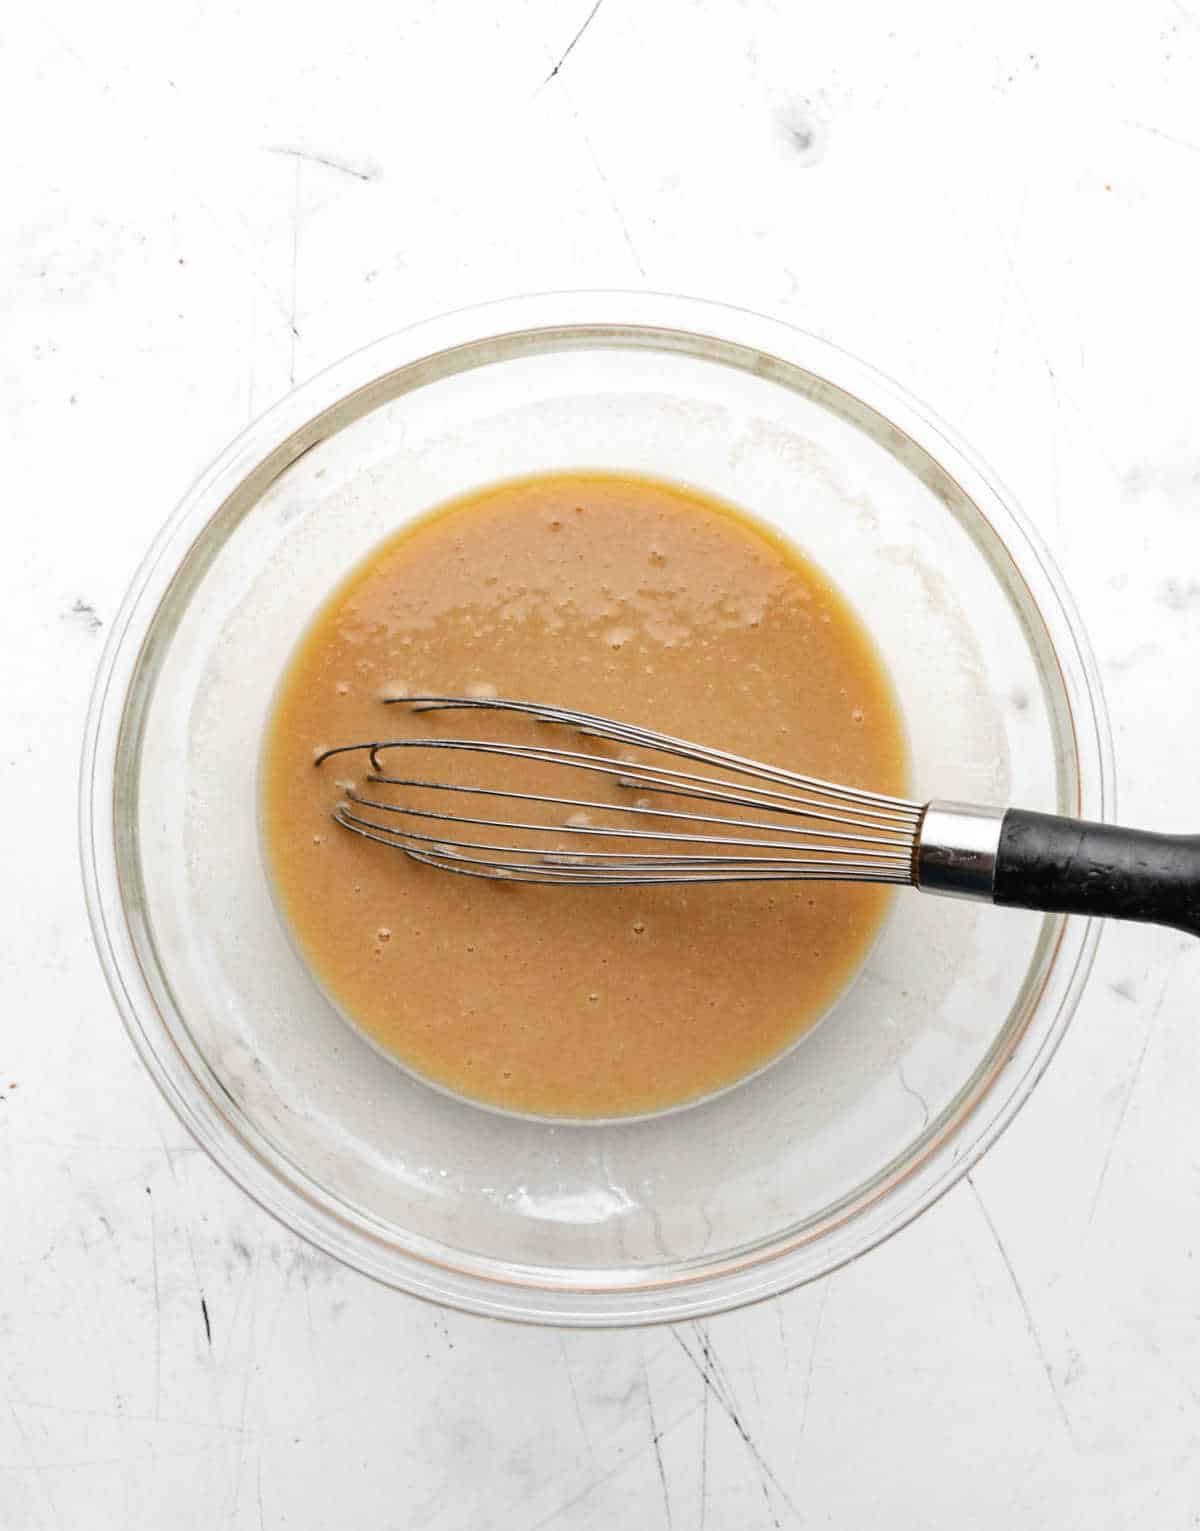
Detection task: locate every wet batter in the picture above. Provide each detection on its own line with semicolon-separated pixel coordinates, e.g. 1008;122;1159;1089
261;473;908;1117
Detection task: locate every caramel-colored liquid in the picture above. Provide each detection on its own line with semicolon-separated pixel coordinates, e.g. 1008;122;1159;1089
261;473;907;1118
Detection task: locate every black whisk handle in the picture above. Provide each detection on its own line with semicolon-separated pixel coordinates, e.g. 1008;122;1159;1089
993;810;1200;937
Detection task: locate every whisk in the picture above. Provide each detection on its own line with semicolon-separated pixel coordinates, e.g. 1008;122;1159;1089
315;697;1200;935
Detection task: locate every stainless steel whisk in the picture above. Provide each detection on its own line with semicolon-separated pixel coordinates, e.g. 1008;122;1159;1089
316;697;1200;935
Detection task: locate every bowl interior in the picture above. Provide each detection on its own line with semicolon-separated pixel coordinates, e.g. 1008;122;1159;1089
104;310;1102;1317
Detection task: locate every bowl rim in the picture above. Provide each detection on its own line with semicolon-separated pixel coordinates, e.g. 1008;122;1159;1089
79;291;1113;1325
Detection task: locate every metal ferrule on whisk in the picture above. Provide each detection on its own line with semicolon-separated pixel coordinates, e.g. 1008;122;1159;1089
914;801;1006;902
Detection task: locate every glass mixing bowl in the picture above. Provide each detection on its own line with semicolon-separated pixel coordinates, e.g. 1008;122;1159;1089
80;294;1111;1324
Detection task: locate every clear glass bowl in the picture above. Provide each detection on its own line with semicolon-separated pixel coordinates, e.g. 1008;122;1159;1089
80;294;1111;1325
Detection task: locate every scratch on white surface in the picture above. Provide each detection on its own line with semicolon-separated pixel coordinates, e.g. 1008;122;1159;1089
222;1255;261;1525
1125;118;1200;156
1001;258;1067;537
288;160;301;385
39;12;106;102
557;1337;594;1462
256;1456;265;1531
799;1276;833;1438
222;1247;255;1343
640;1340;672;1528
296;1259;327;1462
1050;389;1064;542
988;185;1030;379
531;14;646;280
673;1324;797;1525
968;1174;1072;1438
247;284;259;421
4;1392;63;1530
698;1352;709;1531
155;1122;212;1352
266;145;381;183
526;1400;701;1531
12;1397;253;1434
1000;240;1058;391
147;1189;162;1421
2;1137;202;1155
572;118;646;279
542;0;607;84
1087;971;1171;1226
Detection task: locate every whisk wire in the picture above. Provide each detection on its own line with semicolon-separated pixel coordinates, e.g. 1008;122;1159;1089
315;696;923;887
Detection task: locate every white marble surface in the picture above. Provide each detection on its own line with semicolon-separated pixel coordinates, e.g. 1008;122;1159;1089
4;1;1200;1525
